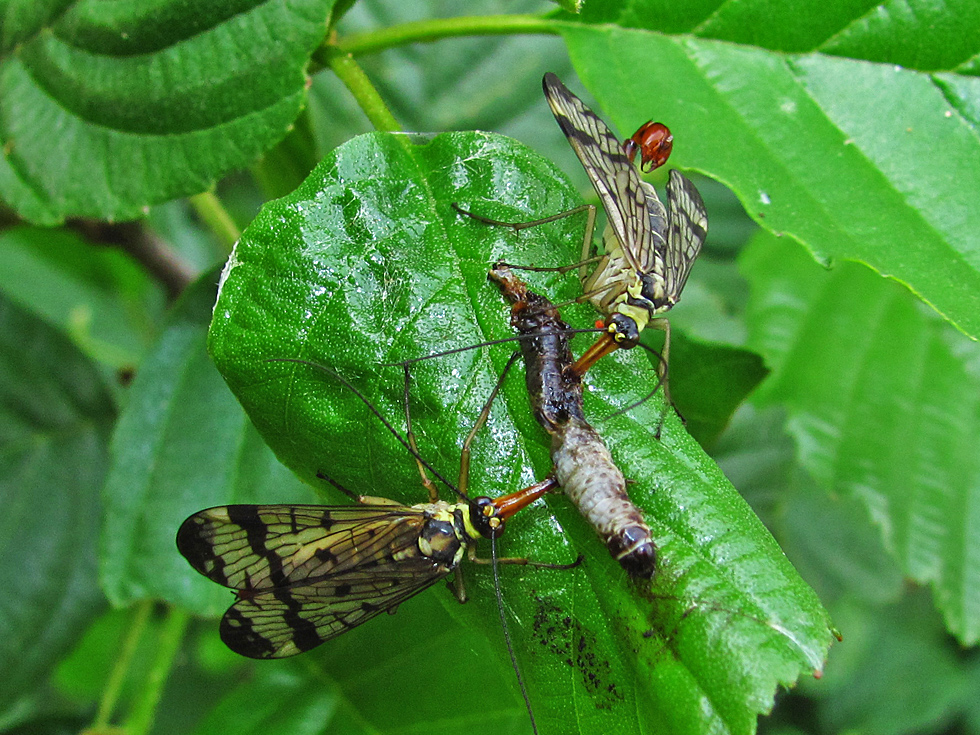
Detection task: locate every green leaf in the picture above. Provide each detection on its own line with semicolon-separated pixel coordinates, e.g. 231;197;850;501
209;130;833;734
54;607;132;703
100;270;317;615
0;292;111;716
815;591;971;735
552;26;980;340
579;0;980;70
656;329;767;448
715;403;906;606
252;110;319;202
0;226;164;367
742;231;980;645
0;1;70;55
0;0;336;224
191;665;337;735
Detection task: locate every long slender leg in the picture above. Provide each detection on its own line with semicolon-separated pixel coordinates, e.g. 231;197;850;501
576;204;598;282
533;279;621;318
452;202;595;238
650;317;672;438
470;553;584;569
316;472;403;506
453;202;599;280
441;351;521;600
458;351;522;497
401;365;440;503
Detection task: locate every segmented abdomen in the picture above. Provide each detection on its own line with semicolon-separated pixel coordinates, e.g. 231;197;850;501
551;418;656;577
489;264;657;577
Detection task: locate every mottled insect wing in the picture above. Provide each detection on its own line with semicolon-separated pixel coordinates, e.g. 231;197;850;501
664;170;708;300
177;504;446;659
178;504;420;588
542;73;656;275
221;565;446;658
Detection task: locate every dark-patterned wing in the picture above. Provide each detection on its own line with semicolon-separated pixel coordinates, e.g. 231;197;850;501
219;552;448;658
177;504;426;590
177;504;448;658
542;73;662;275
664;170;708;301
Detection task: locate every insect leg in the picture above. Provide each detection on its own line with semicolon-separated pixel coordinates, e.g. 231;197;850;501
452;201;595;237
649;317;673;438
271;358;462;497
457;351;522;497
470;550;584;569
452;201;600;280
577;278;625;314
441;353;519;603
449;569;468;603
315;471;402;506
400;364;440;503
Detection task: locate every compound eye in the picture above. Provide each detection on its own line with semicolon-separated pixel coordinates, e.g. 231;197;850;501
470;496;504;539
610;314;640;348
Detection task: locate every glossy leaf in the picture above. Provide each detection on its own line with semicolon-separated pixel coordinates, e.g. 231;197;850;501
578;0;980;70
208;130;833;734
0;0;336;224
743;231;980;645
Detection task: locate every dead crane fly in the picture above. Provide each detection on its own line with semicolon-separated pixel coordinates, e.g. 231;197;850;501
489;263;657;578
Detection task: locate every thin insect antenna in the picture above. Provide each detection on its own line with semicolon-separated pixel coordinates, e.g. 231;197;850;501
385;328;602;367
267;358;466;503
598;342;667;422
490;534;538;735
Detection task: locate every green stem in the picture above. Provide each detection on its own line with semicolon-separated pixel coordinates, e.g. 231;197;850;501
89;602;154;731
190;191;240;252
338;14;557;56
320;46;402;132
123;606;191;735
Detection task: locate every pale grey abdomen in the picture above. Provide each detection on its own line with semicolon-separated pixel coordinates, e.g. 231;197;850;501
552;418;656;578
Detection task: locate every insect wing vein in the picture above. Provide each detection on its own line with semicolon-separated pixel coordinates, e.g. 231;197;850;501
219;553;448;659
664;170;708;299
177;504;427;592
543;73;659;275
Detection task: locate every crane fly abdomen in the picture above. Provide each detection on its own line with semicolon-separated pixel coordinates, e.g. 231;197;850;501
492;269;586;432
551;418;656;578
490;264;656;577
